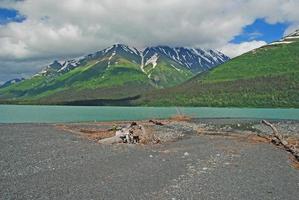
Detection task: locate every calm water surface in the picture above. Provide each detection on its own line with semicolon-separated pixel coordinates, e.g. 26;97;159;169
0;105;298;123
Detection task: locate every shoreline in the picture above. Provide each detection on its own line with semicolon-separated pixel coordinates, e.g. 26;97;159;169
1;117;299;124
1;119;299;199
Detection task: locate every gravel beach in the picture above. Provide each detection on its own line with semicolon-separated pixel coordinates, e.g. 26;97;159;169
1;119;299;200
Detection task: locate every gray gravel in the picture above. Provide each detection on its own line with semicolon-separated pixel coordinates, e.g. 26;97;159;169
192;118;299;137
1;123;299;200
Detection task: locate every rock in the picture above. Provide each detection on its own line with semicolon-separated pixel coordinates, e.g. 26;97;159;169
131;122;137;126
184;152;189;156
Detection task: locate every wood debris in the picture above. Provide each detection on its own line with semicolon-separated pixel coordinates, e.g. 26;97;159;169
98;122;150;144
261;120;299;161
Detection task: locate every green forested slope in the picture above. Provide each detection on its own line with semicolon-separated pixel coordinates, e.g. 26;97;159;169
137;39;299;107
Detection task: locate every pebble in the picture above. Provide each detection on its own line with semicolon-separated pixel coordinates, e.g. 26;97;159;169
149;155;153;158
184;152;189;156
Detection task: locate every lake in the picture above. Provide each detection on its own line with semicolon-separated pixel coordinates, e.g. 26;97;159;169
0;105;298;123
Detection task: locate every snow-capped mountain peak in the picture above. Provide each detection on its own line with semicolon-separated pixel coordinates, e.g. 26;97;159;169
142;46;229;73
286;29;299;37
283;29;299;41
35;58;83;77
114;44;141;56
58;59;81;73
269;29;299;46
34;44;229;78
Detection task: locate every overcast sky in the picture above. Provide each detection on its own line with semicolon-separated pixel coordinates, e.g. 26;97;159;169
0;0;299;83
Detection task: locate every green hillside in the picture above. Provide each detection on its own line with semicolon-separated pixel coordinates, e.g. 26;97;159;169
143;56;193;88
0;55;152;104
136;38;299;108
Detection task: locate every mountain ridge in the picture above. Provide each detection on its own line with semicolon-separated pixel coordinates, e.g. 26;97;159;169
32;44;229;79
0;44;229;104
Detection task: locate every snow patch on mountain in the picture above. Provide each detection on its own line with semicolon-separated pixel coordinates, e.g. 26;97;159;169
268;29;299;46
58;59;81;73
108;51;116;68
286;29;299;37
140;52;145;73
171;64;181;72
145;53;159;69
104;45;114;53
268;41;294;45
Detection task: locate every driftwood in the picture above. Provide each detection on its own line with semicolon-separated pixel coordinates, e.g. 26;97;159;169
140;125;147;135
99;122;146;144
149;120;164;126
98;136;123;144
261;120;299;161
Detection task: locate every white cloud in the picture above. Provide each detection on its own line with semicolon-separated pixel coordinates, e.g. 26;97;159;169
0;0;299;81
219;41;267;58
0;0;250;60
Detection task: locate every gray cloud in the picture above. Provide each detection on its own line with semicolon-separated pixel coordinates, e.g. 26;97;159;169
0;59;53;82
0;0;299;82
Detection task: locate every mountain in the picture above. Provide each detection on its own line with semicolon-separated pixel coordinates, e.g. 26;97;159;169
0;44;229;104
137;30;299;108
269;29;299;45
0;78;25;89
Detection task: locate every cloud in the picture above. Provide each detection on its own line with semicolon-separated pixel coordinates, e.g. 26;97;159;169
0;0;251;61
248;31;263;40
219;40;267;58
0;59;53;83
0;0;299;81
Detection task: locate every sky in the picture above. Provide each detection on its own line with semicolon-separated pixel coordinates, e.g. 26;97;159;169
0;0;299;84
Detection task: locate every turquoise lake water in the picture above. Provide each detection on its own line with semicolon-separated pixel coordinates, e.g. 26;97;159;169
0;105;298;123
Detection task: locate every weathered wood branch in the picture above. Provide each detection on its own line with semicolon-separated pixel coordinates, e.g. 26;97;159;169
140;125;147;135
98;136;123;144
261;120;286;144
149;120;164;126
261;120;299;161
